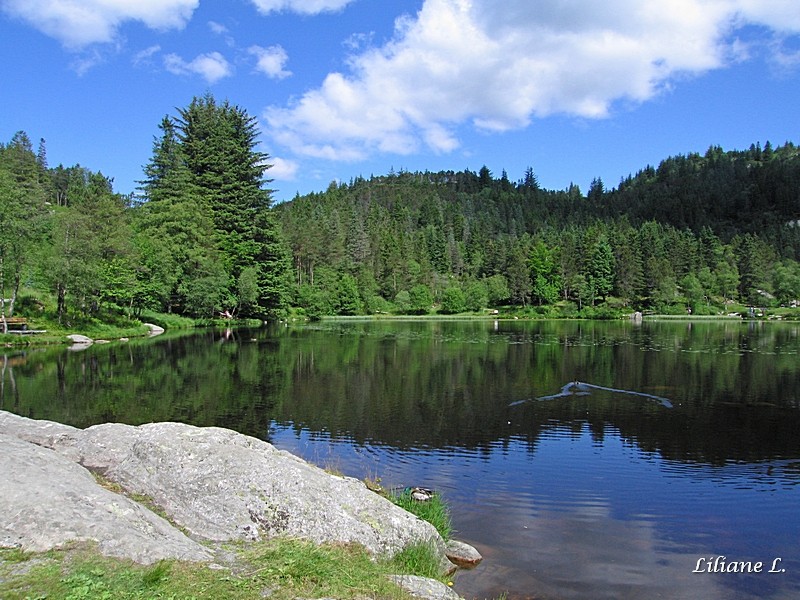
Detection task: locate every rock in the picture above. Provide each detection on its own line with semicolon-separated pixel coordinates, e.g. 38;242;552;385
445;539;483;568
143;323;165;336
66;334;93;348
0;410;81;453
94;422;449;561
0;411;452;572
0;433;212;564
388;574;463;600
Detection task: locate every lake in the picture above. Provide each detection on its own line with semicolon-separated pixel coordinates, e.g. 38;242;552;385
3;318;800;599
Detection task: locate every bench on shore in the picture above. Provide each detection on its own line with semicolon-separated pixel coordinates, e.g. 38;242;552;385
3;317;29;332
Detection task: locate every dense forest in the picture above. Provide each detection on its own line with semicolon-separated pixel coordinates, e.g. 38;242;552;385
277;141;800;317
2;93;800;328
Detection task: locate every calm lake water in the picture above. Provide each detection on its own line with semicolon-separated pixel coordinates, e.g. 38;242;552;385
3;318;800;599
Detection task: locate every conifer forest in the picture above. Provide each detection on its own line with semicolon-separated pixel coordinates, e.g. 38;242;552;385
3;94;800;324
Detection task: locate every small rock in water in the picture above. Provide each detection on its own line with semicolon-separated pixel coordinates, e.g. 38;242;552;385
445;539;483;568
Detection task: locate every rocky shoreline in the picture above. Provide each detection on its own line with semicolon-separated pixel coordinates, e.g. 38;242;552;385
0;411;480;599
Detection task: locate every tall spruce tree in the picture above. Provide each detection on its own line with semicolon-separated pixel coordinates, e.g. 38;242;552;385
136;116;225;314
140;95;290;317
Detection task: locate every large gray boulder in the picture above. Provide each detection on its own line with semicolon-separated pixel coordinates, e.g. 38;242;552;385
0;412;451;569
0;433;212;564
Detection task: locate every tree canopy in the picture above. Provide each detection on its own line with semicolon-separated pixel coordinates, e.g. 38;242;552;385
2;110;799;324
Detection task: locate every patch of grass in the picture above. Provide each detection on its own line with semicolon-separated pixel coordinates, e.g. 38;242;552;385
0;547;35;563
388;542;444;580
389;489;453;541
0;543;252;600
241;538;413;599
0;539;428;600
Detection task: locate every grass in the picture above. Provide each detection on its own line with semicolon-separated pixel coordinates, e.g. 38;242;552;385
0;537;450;600
0;543;257;600
389;543;444;580
388;488;453;541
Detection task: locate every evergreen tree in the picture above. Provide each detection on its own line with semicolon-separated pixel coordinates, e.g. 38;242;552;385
586;235;615;304
140;95;290;317
136;116;226;314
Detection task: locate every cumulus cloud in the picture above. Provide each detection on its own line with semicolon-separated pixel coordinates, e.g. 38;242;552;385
263;0;800;162
249;45;292;79
249;0;354;15
266;156;300;180
164;51;233;83
1;0;198;49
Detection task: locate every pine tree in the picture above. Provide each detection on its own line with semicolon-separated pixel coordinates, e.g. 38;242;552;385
139;95;290;317
136;116;226;314
176;94;289;316
586;235;615;303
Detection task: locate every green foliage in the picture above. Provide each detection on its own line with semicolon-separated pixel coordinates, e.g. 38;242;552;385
440;286;467;314
4;122;800;324
529;240;561;305
389;489;453;541
137;94;290;318
586;235;615;304
389;543;445;580
274;143;800;316
484;274;511;306
0;133;50;331
463;279;489;311
0;537;443;600
393;290;411;314
408;284;434;315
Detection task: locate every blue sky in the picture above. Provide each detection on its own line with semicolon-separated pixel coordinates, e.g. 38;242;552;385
1;0;799;203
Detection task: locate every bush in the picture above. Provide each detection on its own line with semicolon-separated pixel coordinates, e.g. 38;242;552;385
393;290;411;314
439;287;466;314
464;280;488;311
408;285;433;315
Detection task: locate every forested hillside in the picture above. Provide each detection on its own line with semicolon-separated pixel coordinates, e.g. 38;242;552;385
277;142;800;316
3;101;800;327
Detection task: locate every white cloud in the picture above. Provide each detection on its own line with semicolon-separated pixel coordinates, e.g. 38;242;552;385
208;20;235;47
249;0;354;15
164;51;233;83
132;44;161;67
208;20;229;35
263;0;800;162
249;45;292;79
266;156;300;180
70;48;106;76
1;0;198;49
